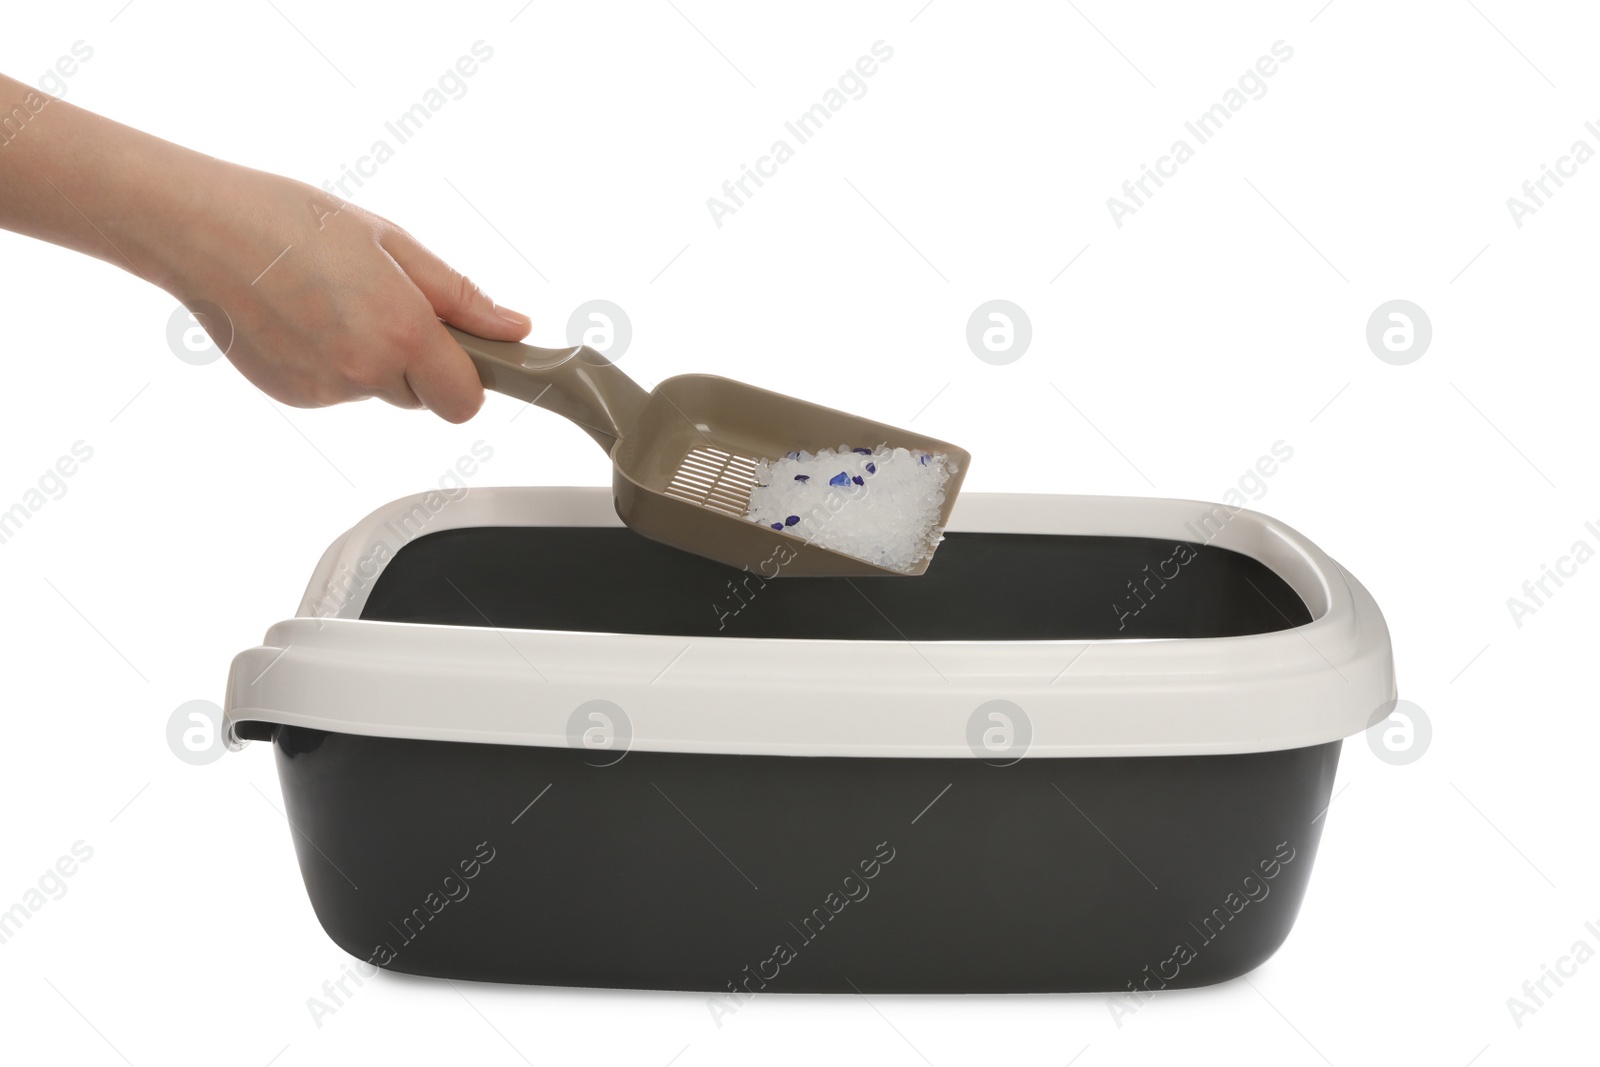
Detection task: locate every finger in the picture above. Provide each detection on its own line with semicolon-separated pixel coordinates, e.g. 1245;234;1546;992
382;229;532;341
403;317;486;424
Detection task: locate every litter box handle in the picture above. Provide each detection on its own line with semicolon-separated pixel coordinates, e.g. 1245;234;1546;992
445;325;649;453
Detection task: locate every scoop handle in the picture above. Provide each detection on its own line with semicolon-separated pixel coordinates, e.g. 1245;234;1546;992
445;325;648;453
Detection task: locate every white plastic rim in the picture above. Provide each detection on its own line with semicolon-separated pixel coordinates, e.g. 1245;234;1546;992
223;487;1395;758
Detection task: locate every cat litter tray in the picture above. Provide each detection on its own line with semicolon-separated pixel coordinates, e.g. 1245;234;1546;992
224;487;1393;993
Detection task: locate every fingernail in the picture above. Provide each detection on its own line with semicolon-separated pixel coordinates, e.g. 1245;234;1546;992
493;303;530;326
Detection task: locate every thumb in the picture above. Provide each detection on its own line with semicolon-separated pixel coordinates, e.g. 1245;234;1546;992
382;229;532;341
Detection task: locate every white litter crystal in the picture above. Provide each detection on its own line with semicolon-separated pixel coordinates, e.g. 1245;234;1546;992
742;444;956;574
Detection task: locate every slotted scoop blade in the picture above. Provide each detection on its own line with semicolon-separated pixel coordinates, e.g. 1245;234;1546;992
448;326;970;577
662;447;760;517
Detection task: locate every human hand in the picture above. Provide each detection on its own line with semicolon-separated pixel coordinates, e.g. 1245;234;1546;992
150;159;531;423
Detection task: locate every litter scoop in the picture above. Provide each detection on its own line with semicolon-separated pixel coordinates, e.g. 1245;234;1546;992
447;326;970;577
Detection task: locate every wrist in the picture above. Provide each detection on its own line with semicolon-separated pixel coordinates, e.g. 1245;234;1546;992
114;143;237;297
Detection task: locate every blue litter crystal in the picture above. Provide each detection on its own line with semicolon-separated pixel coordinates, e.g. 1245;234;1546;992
829;472;851;487
851;475;864;486
918;452;931;466
852;447;872;455
784;515;799;526
864;462;876;474
794;474;809;483
770;522;784;530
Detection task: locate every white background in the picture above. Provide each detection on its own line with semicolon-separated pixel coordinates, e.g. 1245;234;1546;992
2;1;1596;1064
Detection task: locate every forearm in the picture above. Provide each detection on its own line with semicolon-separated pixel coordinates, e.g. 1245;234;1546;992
0;72;226;292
